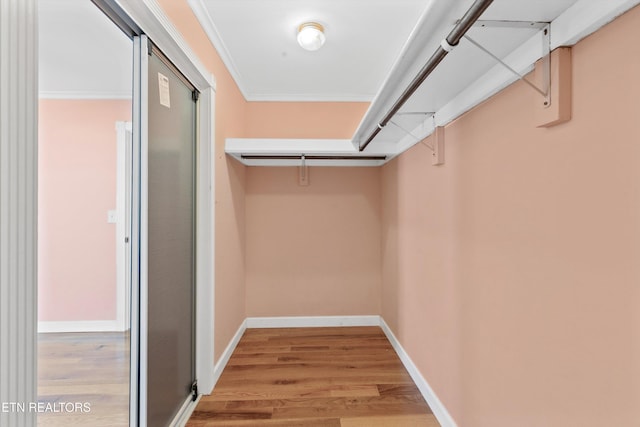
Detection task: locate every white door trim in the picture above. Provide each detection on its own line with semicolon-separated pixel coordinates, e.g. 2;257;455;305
0;0;38;425
116;121;132;332
116;0;216;91
133;34;150;427
195;86;216;394
120;0;217;420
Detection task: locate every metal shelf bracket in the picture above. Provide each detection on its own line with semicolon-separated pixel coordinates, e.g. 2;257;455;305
299;154;309;186
389;113;444;166
389;113;435;151
464;21;551;108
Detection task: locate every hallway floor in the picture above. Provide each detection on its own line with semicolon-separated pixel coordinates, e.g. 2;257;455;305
187;326;439;426
37;332;129;427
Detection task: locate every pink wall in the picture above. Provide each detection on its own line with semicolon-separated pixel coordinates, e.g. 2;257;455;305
157;0;249;361
246;167;381;317
245;102;369;139
382;6;640;426
38;99;131;322
243;102;379;317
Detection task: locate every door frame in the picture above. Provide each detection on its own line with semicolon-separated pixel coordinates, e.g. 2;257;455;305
116;120;132;332
109;1;216;425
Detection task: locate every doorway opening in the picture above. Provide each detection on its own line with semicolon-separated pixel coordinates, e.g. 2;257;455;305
35;0;216;424
37;0;133;425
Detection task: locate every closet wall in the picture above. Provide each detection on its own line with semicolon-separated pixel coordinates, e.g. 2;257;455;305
381;5;640;426
246;166;381;317
244;102;380;317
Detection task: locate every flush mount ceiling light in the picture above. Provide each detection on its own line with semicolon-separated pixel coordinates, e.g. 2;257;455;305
297;22;326;51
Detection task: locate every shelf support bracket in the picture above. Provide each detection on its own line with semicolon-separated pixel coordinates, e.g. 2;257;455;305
463;23;551;107
432;126;445;166
389;114;444;166
535;46;572;127
298;154;309;186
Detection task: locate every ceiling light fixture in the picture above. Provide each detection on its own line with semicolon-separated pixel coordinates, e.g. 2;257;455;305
297;22;326;51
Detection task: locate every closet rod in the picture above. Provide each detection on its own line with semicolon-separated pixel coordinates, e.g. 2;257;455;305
359;0;494;152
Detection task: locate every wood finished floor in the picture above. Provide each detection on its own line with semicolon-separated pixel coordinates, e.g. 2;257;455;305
188;327;440;427
37;332;129;427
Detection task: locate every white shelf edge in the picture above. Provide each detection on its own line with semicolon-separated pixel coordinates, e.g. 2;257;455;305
225;138;387;167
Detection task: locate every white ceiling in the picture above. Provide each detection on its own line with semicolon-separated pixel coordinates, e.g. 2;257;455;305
39;0;132;98
189;0;430;101
38;0;636;116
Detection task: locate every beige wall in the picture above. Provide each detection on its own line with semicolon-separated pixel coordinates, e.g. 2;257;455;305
245;102;369;139
243;101;382;320
244;101;380;317
157;0;248;361
382;6;640;426
246;166;381;317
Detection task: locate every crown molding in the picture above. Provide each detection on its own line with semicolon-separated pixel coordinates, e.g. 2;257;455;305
187;0;248;98
116;0;216;91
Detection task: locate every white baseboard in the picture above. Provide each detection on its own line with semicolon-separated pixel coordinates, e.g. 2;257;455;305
38;320;121;333
245;315;381;329
379;317;458;427
211;319;247;390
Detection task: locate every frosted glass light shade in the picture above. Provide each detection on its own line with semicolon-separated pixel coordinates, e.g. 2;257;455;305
297;22;325;51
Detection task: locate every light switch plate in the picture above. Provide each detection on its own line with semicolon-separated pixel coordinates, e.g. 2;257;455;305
107;209;117;224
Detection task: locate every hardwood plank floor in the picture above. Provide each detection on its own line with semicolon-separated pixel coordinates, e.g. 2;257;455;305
37;332;129;427
187;327;440;427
